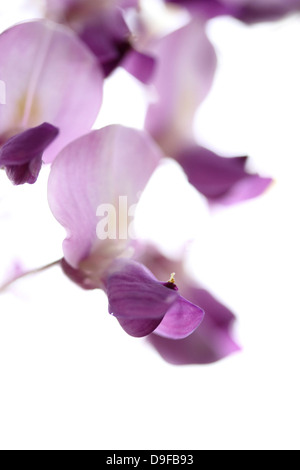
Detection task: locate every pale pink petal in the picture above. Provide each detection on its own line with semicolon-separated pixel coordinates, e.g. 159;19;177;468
0;20;103;163
145;18;217;155
48;125;162;269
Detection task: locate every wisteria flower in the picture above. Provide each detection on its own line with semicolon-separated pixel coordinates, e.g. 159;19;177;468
177;146;272;206
0;20;103;184
135;245;240;364
164;0;300;23
144;17;272;206
47;125;205;339
45;0;156;83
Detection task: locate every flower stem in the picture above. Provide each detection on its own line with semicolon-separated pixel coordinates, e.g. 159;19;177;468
0;259;62;293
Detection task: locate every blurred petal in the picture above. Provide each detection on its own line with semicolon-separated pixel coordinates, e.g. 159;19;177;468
118;0;138;7
177;146;272;205
46;0;138;21
46;0;144;79
164;0;300;23
79;9;131;77
0;20;103;163
165;0;231;19
48;125;162;269
122;49;156;84
0;123;58;185
149;287;241;365
106;260;178;337
230;0;300;24
61;258;100;290
145;18;217;155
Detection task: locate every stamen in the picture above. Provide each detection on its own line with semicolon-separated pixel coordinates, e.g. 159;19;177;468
163;272;178;291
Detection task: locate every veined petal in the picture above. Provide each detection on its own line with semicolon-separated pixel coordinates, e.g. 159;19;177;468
0;123;59;185
0;20;103;163
106;259;205;339
48;125;162;270
136;245;240;364
117;318;164;338
105;260;179;337
145;18;217;155
177;145;272;205
154;296;205;339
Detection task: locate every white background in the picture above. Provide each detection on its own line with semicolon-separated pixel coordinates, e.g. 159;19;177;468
0;0;300;450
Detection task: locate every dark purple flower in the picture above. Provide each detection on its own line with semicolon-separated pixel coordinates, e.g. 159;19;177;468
45;0;156;82
48;125;205;339
0;123;59;185
136;246;240;364
165;0;300;23
177;146;272;206
106;260;204;338
78;9;132;77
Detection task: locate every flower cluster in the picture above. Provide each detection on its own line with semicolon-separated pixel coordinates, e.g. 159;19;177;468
1;0;296;365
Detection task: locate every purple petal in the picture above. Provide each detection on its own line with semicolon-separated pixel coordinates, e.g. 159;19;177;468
165;0;232;19
122;49;156;84
0;123;59;185
164;0;300;23
4;157;42;186
46;1;150;81
177;145;272;205
48;125;163;269
154;296;205;339
105;260;179;337
106;258;205;339
233;1;300;23
136;245;240;364
0;123;58;166
145;18;217;155
117;318;165;338
79;10;131;77
149;287;241;365
0;20;103;164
